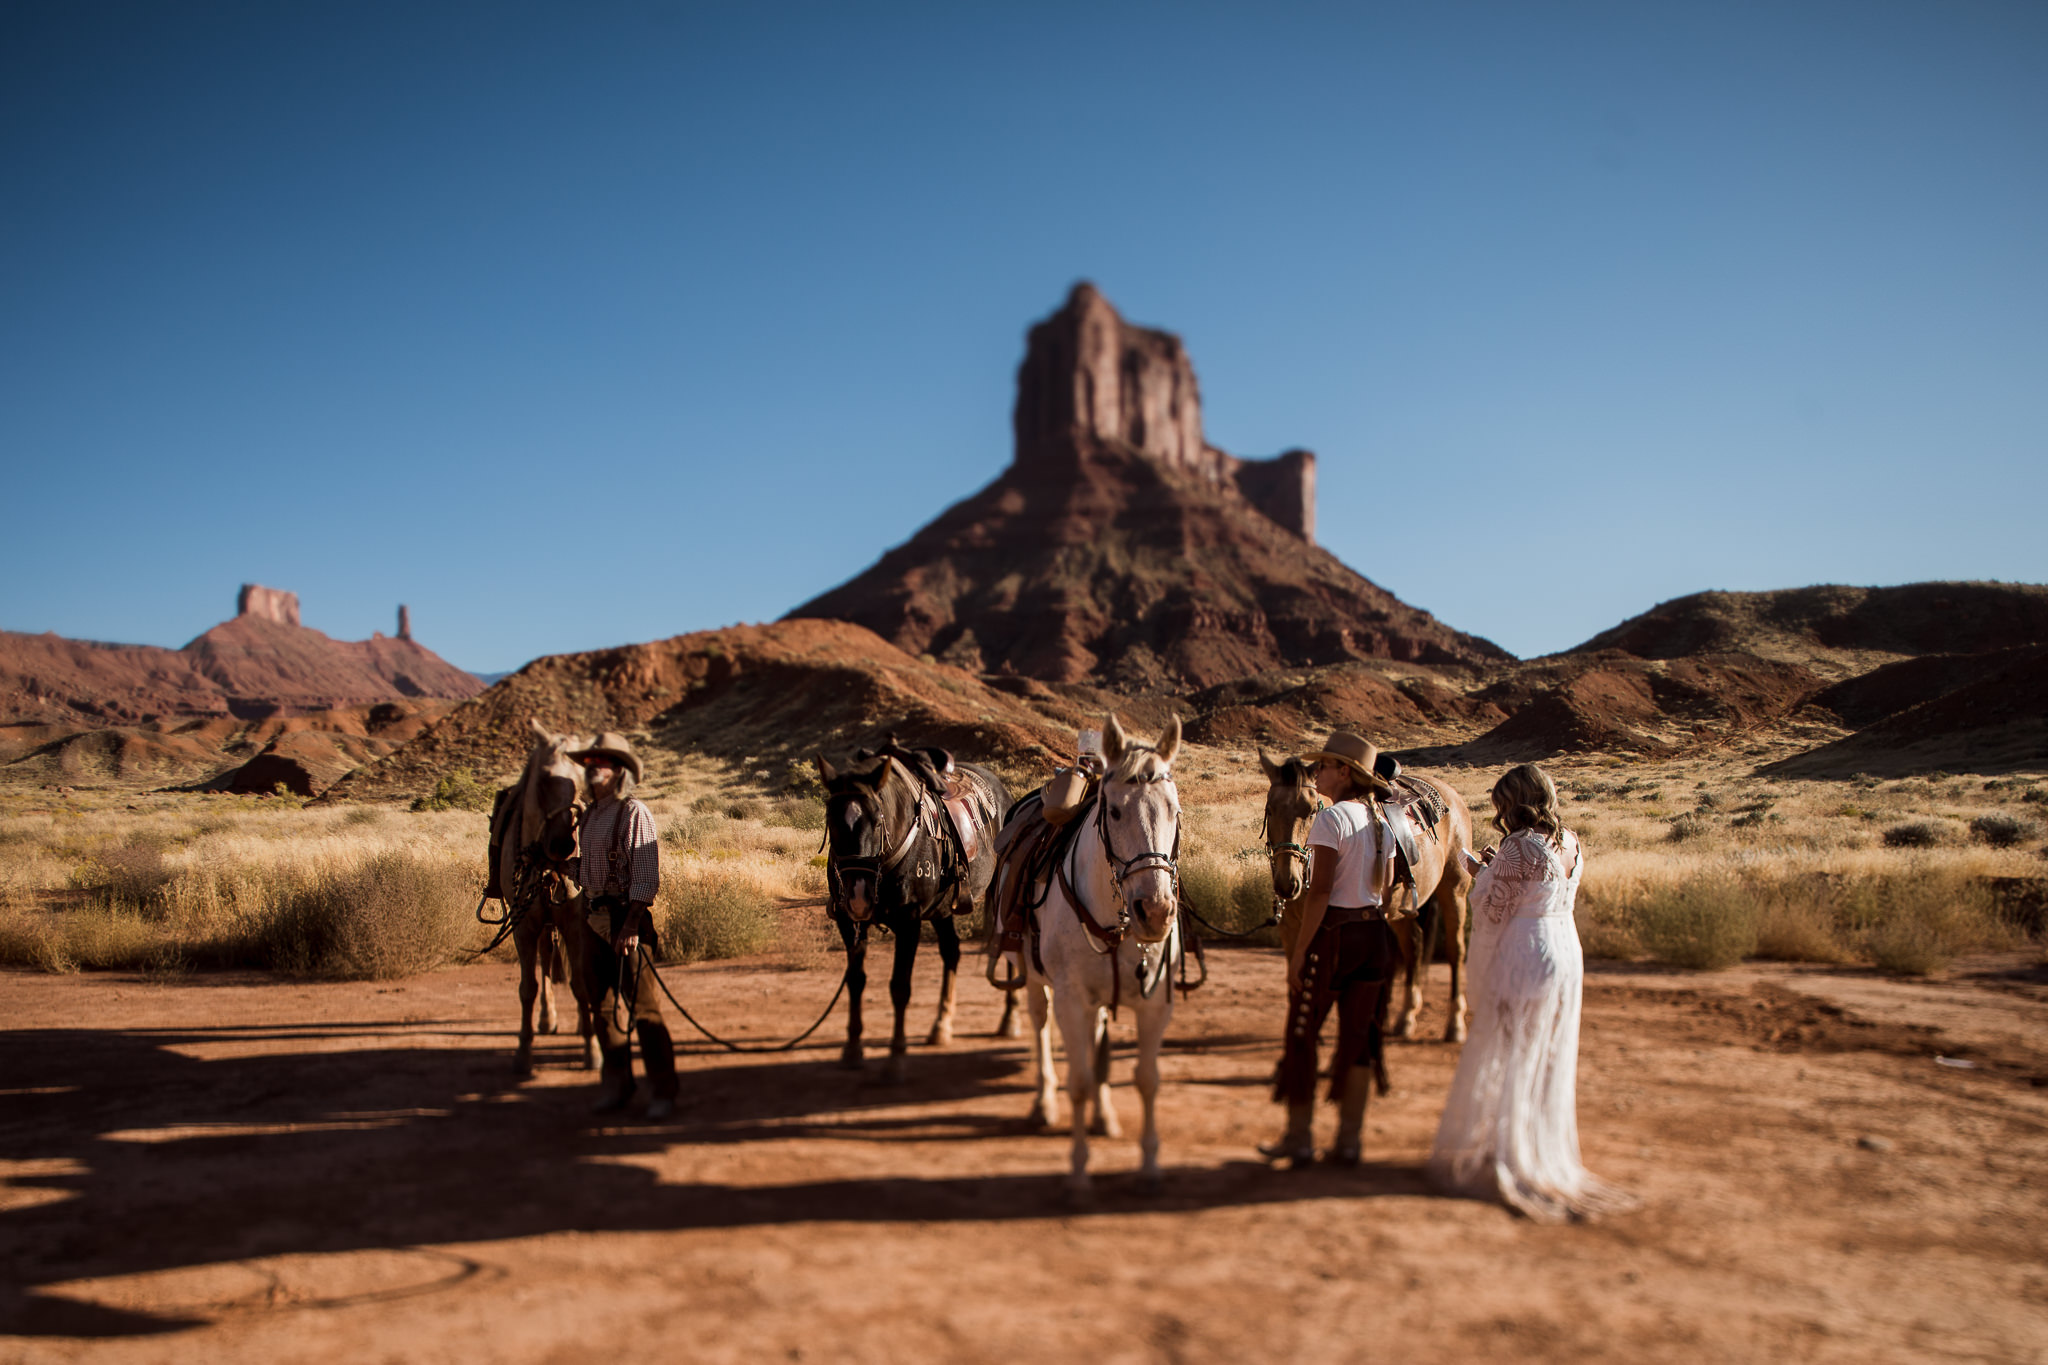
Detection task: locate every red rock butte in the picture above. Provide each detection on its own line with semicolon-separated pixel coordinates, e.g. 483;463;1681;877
789;283;1508;688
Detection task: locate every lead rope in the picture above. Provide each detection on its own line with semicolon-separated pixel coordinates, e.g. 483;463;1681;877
638;949;852;1053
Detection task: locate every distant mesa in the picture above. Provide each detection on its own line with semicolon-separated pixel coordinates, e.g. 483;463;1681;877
1;585;482;730
790;283;1506;688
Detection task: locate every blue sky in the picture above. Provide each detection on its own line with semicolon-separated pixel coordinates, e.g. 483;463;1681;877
4;1;2043;673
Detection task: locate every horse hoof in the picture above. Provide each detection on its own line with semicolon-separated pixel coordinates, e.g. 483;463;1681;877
1025;1105;1054;1130
839;1047;865;1071
998;1018;1024;1041
1447;1022;1469;1044
513;1057;534;1077
881;1054;908;1085
924;1027;953;1048
1061;1180;1095;1209
1135;1169;1165;1197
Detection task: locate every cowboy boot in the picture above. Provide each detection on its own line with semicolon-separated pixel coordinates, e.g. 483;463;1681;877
1329;1067;1372;1167
1258;1104;1315;1169
638;1022;678;1120
591;1047;634;1114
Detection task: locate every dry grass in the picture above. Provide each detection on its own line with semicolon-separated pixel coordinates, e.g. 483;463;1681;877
2;746;2041;981
0;752;834;980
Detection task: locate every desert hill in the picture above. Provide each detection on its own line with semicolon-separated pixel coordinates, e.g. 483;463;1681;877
787;284;1508;689
316;619;1080;804
1568;582;2048;675
1398;581;2048;768
0;699;461;795
1;586;484;794
0;586;481;728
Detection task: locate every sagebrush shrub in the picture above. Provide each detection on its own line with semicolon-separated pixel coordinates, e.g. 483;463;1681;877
1634;881;1757;969
411;769;497;814
655;870;776;963
1968;814;2037;848
1882;821;1946;849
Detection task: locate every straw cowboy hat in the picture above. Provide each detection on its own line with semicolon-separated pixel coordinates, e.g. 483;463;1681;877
569;732;643;784
1301;730;1394;797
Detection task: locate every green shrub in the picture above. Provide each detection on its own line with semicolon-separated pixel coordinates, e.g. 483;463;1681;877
411;769;497;814
1666;814;1713;844
655;870;777;963
251;851;476;978
1969;813;2037;848
1882;821;1946;849
1635;881;1757;970
1176;856;1279;945
764;796;827;832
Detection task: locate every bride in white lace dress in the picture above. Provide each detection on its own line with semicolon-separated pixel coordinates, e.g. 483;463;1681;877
1428;763;1635;1222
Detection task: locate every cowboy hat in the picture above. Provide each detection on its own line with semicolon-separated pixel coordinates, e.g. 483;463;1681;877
568;732;643;783
1300;730;1394;797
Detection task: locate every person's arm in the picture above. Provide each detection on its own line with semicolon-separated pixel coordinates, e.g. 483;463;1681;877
613;802;661;954
1475;834;1535;924
1287;849;1339;990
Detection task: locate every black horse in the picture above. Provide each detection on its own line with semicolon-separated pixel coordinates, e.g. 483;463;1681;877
816;739;1011;1080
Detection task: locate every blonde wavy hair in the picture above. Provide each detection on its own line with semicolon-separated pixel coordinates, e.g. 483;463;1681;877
1490;763;1564;844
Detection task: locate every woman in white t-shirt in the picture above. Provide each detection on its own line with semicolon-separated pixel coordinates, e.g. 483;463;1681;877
1259;730;1399;1168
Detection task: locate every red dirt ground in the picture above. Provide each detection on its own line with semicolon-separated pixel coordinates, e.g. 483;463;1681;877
3;950;2045;1363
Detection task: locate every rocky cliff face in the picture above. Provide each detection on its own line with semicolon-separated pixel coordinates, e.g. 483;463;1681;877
1013;283;1315;539
237;583;302;627
788;284;1505;688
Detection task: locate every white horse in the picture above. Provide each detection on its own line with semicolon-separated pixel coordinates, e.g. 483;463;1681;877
1013;713;1184;1197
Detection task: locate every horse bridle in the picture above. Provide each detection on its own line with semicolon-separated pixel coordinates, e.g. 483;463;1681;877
1093;767;1182;913
825;761;926;919
514;778;586;909
1262;772;1326;888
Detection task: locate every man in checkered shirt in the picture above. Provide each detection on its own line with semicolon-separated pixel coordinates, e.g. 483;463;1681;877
572;732;677;1120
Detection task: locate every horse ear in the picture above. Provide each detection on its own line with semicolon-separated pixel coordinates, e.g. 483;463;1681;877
1155;713;1181;765
528;717;550;741
1257;747;1283;781
816;753;837;783
1102;713;1128;764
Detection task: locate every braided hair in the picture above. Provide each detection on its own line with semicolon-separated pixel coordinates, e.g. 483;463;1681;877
1490;763;1564;846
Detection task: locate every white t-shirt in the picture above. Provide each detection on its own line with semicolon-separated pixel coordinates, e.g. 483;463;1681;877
1308;800;1386;909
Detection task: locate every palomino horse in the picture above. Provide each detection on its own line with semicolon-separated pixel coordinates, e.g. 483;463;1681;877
1257;749;1477;1043
816;742;1011;1081
494;720;600;1073
1011;714;1183;1197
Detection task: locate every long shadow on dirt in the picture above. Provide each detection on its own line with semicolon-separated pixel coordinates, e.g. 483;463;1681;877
0;1022;1417;1339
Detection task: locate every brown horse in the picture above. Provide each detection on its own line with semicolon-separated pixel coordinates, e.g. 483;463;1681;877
493;720;600;1073
1257;749;1476;1042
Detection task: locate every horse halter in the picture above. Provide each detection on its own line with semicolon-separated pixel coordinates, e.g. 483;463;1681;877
1095;769;1181;909
824;765;923;919
1262;773;1325;887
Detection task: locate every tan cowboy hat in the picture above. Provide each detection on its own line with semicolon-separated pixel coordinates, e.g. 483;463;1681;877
1300;730;1393;797
569;732;643;783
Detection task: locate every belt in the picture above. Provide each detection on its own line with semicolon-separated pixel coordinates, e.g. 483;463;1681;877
1320;905;1384;926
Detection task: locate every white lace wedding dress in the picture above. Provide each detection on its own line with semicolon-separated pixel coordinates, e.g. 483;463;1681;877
1428;827;1635;1222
